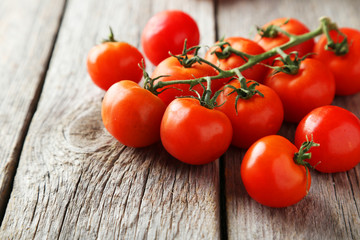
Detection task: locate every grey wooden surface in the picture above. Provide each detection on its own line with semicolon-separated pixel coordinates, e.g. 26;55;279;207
0;0;359;239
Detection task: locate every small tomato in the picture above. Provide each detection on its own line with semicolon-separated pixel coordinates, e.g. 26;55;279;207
295;105;360;173
217;79;283;149
102;80;166;148
241;135;313;208
142;10;200;65
160;98;232;165
87;36;144;91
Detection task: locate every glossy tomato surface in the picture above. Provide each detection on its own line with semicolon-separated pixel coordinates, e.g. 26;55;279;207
217;79;283;149
314;28;360;95
142;10;200;65
151;55;219;105
102;80;166;148
241;135;311;208
205;37;269;83
160;98;232;165
87;41;144;90
264;58;335;123
254;18;314;59
295;105;360;173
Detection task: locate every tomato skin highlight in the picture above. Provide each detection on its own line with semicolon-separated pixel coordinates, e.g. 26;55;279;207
87;42;144;91
101;81;166;148
314;28;360;95
160;98;232;165
295;105;360;173
254;18;315;60
141;10;200;66
217;80;284;149
241;135;311;208
151;55;219;105
205;37;269;83
264;58;336;123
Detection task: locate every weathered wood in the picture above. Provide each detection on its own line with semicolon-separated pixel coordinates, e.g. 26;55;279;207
217;0;360;239
0;0;221;239
0;0;66;219
1;0;360;239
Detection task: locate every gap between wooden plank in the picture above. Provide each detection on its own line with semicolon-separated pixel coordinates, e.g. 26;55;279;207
212;0;229;239
0;0;69;226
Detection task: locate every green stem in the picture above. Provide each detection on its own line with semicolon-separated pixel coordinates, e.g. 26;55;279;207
102;27;117;43
203;77;212;106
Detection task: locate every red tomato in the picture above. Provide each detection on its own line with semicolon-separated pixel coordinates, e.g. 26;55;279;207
141;10;200;66
204;37;269;83
314;28;360;95
102;80;166;148
217;79;283;149
254;18;315;59
241;135;311;208
87;41;144;90
264;58;335;123
151;55;220;105
160;98;232;165
295;105;360;173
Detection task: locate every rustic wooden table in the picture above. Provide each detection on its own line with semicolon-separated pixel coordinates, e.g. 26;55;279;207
0;0;359;239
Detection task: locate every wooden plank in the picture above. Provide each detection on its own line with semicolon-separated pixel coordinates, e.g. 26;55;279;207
0;0;221;239
217;0;360;239
0;0;65;219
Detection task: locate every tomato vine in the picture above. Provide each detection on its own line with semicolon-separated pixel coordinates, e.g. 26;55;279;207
144;17;342;98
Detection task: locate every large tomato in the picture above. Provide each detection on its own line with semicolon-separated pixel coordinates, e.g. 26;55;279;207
151;55;220;105
87;40;144;91
102;80;166;148
314;28;360;95
254;18;315;59
141;10;200;66
204;37;269;83
295;105;360;173
160;98;232;165
217;79;283;149
241;135;311;208
264;58;335;123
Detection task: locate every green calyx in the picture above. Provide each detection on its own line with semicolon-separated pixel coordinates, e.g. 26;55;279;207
210;39;251;62
325;36;349;56
256;18;290;38
320;17;349;56
224;70;264;114
171;40;202;68
293;135;320;193
294;136;319;166
268;48;313;75
225;77;263;100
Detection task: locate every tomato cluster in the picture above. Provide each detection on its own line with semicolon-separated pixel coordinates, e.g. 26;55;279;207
87;11;360;208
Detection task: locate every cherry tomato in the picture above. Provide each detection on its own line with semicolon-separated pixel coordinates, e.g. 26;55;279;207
241;135;311;208
160;98;232;165
151;55;219;105
254;18;315;59
264;58;335;123
314;28;360;95
217;79;283;149
87;40;144;91
295;105;360;173
101;80;166;148
141;10;200;66
205;37;269;83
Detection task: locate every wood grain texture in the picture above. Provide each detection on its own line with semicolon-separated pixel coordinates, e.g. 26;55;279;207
0;0;65;218
217;0;360;239
0;0;220;239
